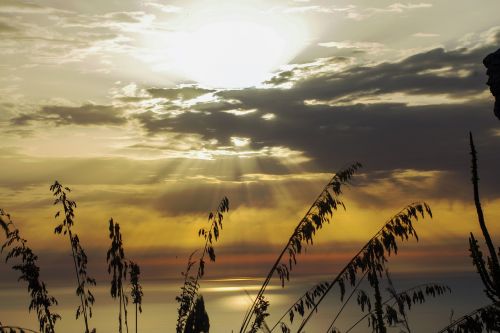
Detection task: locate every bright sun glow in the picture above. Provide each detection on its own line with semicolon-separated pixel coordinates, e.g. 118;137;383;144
165;6;308;89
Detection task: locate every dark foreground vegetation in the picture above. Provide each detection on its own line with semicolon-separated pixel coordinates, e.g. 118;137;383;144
0;133;499;333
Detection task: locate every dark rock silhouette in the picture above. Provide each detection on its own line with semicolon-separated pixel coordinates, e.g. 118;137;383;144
483;48;500;120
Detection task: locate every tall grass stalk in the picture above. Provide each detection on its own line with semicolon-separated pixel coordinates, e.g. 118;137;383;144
436;304;500;332
344;281;450;333
0;325;42;333
369;267;387;333
129;261;143;333
239;163;362;333
289;202;432;333
323;271;368;333
176;197;229;333
0;209;60;333
107;218;129;333
50;181;96;333
468;133;500;302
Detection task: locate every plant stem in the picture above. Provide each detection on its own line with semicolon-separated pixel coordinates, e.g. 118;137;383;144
0;326;41;333
240;181;332;333
68;228;89;333
296;202;426;332
470;132;500;290
371;268;387;333
324;271;368;333
435;303;498;333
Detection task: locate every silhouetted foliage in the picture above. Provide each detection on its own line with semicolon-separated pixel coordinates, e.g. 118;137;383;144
176;197;229;333
0;325;41;333
177;251;199;333
248;295;270;333
468;133;500;303
240;163;362;333
129;261;143;333
184;296;210;333
0;209;60;333
368;267;387;333
273;201;432;332
50;181;96;333
434;132;500;332
107;218;129;333
344;272;450;333
3;132;498;333
437;304;500;333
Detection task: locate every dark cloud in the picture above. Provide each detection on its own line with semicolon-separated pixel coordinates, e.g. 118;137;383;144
146;86;214;100
264;70;294;85
11;104;126;126
0;0;41;10
107;11;142;23
277;46;489;102
0;21;17;33
131;44;500;200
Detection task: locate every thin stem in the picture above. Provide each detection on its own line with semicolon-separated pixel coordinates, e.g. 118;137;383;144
269;282;326;332
371;269;387;333
325;271;368;333
296;203;424;332
119;284;123;333
435;303;498;333
123;285;129;333
470;132;500;289
68;228;89;333
240;181;333;333
344;283;447;333
0;326;40;333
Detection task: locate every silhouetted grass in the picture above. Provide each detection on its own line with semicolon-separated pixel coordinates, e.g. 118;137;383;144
176;197;229;333
0;210;59;333
435;134;500;332
50;181;96;333
268;201;432;333
129;261;143;333
1;135;499;333
107;218;129;333
239;162;362;333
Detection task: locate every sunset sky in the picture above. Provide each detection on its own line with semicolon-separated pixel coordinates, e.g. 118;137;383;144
1;0;500;332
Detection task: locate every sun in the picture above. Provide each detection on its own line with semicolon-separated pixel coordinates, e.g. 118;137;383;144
165;5;308;89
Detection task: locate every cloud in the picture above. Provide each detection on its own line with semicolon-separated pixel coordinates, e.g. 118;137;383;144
146;86;214;100
413;32;440;38
318;41;385;50
0;0;54;14
144;2;182;13
0;21;18;33
284;2;432;20
128;42;500;202
56;11;155;30
0;6;155;68
11;104;126;126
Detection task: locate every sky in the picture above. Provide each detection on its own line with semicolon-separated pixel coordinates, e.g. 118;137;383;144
1;0;500;332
